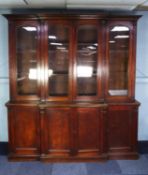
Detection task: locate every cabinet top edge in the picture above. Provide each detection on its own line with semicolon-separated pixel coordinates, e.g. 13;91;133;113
3;13;141;21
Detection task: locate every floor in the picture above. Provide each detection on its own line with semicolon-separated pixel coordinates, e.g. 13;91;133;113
0;155;148;175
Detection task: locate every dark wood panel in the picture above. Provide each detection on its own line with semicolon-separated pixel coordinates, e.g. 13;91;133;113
109;110;130;148
108;104;139;159
45;108;71;156
76;108;101;156
8;106;40;158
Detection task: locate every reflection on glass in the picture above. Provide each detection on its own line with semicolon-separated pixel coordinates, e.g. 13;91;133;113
23;27;37;31
111;26;129;32
108;25;129;96
48;25;69;96
76;25;98;96
115;35;129;39
77;66;93;77
48;35;57;39
48;69;53;77
28;68;37;80
16;26;38;95
27;68;54;80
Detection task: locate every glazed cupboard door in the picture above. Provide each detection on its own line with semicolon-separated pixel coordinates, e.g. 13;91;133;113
44;21;73;101
74;21;102;101
9;20;41;101
105;21;136;102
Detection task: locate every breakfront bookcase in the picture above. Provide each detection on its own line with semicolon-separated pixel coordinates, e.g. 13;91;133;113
5;13;140;161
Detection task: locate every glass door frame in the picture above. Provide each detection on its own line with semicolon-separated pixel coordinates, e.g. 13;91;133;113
44;20;73;102
73;19;103;102
105;20;136;102
9;20;41;101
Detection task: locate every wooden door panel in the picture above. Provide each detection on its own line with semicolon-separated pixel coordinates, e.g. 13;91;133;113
76;108;101;156
108;110;130;148
8;106;40;156
108;105;138;155
45;108;71;156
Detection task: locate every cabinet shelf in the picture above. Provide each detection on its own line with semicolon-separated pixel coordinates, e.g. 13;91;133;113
78;93;97;96
52;71;68;75
49;93;68;96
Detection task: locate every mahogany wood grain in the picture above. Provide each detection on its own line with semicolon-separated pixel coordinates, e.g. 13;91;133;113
108;103;140;159
7;105;40;160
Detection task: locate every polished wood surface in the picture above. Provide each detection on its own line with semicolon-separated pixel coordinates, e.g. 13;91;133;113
5;13;140;162
45;108;71;156
7;105;40;160
108;103;139;159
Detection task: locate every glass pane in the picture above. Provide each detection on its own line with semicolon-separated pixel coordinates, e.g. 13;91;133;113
76;25;98;96
16;26;38;95
48;25;69;97
49;75;68;96
108;26;129;96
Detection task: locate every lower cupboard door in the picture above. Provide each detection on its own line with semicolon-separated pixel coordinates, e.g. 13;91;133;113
108;105;138;157
8;106;40;159
76;108;102;157
44;108;71;157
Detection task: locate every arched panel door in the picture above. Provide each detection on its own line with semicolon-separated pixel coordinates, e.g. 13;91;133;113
105;21;136;102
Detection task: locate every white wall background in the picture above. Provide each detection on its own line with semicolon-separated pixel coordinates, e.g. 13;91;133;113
136;11;148;140
0;11;148;141
0;15;9;141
